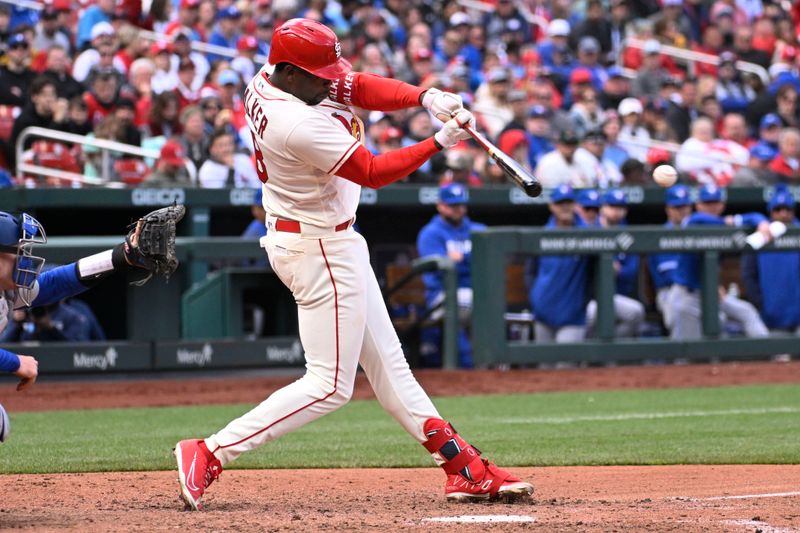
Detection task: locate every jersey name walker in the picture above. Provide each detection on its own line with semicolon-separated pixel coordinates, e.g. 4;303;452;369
244;68;365;227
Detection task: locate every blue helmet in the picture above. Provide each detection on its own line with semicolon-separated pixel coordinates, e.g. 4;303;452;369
0;211;47;305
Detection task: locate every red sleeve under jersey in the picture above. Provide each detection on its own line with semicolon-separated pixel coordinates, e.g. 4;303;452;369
328;72;425;111
336;138;441;189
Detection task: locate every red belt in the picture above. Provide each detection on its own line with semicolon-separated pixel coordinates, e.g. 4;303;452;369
274;218;352;233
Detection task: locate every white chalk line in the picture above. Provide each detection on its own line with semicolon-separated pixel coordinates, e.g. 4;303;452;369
722;519;800;533
691;491;800;501
498;406;800;424
422;515;536;524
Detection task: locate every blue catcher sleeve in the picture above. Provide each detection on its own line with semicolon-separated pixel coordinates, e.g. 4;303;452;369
0;348;20;373
30;264;91;307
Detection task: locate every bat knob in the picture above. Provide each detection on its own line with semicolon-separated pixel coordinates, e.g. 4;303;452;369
524;181;543;198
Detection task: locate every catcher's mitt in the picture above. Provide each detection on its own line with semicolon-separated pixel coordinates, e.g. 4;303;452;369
124;204;185;285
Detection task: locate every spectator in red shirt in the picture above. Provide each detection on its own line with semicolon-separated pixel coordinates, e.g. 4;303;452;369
164;0;201;41
142;91;181;138
769;128;800;181
83;69;120;126
174;58;200;111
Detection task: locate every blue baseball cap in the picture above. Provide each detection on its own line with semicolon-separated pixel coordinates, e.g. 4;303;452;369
698;183;724;203
218;6;241;19
528;104;551;119
665;184;691;207
218;69;240;86
768;187;795;211
7;33;27;48
550;184;575;203
760;113;782;130
750;142;778;161
602;188;627;206
439;182;469;205
577;189;601;208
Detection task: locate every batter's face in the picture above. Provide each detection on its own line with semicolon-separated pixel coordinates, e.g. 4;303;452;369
277;65;332;106
0;253;15;290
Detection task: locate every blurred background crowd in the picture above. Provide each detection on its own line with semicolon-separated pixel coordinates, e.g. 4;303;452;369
1;0;800;188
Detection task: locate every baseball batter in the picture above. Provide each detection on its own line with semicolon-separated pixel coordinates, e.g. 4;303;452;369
174;18;533;510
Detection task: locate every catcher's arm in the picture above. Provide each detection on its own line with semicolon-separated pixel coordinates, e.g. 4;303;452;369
76;204;186;287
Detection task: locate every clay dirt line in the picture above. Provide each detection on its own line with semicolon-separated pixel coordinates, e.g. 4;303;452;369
1;361;799;531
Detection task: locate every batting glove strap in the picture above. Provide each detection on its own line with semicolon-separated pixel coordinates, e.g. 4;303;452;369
433;110;474;149
422;88;465;123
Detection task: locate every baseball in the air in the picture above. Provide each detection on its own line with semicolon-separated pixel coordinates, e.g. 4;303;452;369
652;164;678;187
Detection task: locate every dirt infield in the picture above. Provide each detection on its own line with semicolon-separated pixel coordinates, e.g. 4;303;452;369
2;361;799;531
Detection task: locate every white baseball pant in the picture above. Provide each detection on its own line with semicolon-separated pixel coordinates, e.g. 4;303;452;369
534;322;586;343
668;285;769;340
204;225;441;465
586;295;645;338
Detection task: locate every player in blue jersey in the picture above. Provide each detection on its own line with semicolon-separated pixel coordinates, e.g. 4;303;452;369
669;184;770;339
0;206;183;443
527;184;591;342
742;186;800;337
416;183;487;367
575;188;601;226
586;188;645;337
647;185;692;334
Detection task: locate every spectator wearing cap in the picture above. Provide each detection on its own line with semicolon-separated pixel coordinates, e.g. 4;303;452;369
573;36;608;92
72;22;124;84
407;48;437;88
416;182;488;367
7;76;69;172
601;66;631;112
578;128;623;188
178;105;209;170
537;19;574;80
535;130;594;188
710;0;749;26
657;0;695;45
173;58;200;111
33;7;70;54
208;6;242;64
526;184;590;343
631;39;670;100
76;0;115;50
65;96;92;138
145;140;195;187
742;186;800;336
752;113;782;157
732;143;781;186
647;184;692;332
215;69;248;136
576;188;602;226
231;35;259;83
524;105;555;170
164;0;202;42
569;86;606;139
149;42;178;95
482;0;529;44
472;66;513;139
617;97;651;161
376;126;404;155
768;128;800;182
670;183;769;340
495;129;532;181
570;0;612;54
112;97;141;147
586;189;645;338
198;128;260;188
529;78;574;135
564;67;594;111
0;34;35;107
715;52;756;114
601;114;630;170
170;29;210;91
441;149;481;188
254;16;272;58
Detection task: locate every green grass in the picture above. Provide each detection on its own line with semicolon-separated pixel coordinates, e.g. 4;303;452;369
1;384;799;474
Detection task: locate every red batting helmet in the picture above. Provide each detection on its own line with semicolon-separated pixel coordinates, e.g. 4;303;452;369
268;18;351;80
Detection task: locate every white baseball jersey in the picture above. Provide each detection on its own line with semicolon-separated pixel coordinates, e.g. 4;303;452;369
244;67;366;227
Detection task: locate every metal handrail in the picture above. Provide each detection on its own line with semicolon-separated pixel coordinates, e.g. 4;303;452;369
16;126;160;185
621;37;770;85
137;29;270;65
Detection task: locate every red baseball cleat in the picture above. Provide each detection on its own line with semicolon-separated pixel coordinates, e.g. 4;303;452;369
444;459;534;503
423;418;533;503
174;439;222;510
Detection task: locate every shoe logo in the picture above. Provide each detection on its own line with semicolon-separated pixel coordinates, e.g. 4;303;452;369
454;476;493;492
186;451;201;492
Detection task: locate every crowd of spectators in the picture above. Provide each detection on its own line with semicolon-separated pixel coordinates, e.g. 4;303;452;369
1;0;800;188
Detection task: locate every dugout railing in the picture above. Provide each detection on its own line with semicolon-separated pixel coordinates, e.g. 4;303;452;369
471;226;800;367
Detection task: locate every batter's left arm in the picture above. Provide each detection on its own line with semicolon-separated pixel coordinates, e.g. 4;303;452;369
328;72;462;120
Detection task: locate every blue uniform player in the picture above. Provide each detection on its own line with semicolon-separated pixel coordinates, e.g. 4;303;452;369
527;184;591;342
0;206;183;443
586;189;645;337
742;187;800;336
669;184;769;339
647;185;693;333
416;183;487;367
575;188;601;227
